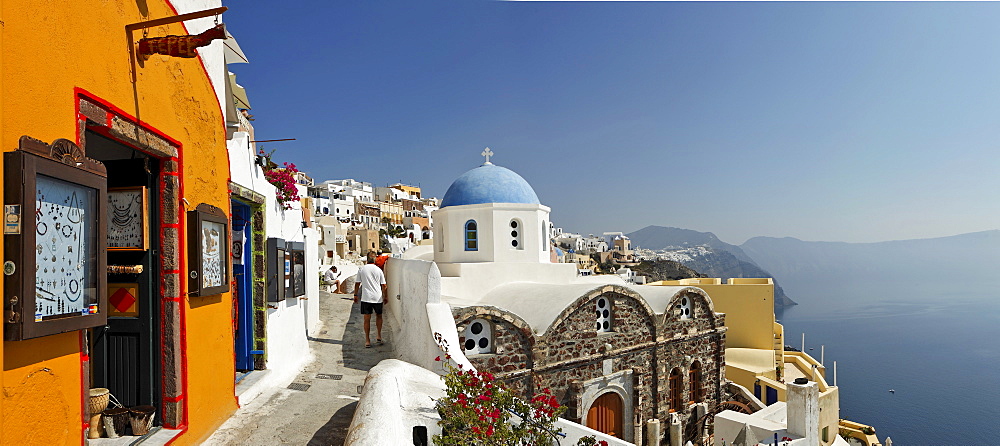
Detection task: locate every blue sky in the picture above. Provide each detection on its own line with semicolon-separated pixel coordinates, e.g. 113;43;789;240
225;1;1000;245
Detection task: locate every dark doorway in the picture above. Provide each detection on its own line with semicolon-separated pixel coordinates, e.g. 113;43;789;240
87;132;162;417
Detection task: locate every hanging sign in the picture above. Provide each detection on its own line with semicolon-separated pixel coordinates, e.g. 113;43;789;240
138;24;226;59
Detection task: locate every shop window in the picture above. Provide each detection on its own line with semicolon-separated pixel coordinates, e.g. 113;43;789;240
596;295;612;332
462;318;492;355
510;219;522;249
3;138;108;340
465;220;478;251
188;203;230;297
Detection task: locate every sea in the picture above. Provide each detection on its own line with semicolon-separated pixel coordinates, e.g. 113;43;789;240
774;278;999;446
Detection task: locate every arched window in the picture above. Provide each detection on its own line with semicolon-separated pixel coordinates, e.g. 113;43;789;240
596;295;612;332
689;361;703;403
465;220;478;251
678;294;693;320
510;219;523;250
462;319;492;355
669;368;683;412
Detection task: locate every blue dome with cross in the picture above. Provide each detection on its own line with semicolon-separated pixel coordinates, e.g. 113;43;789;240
440;160;540;208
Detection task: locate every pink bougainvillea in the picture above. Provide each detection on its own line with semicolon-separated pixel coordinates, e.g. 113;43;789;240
261;154;301;210
433;355;606;446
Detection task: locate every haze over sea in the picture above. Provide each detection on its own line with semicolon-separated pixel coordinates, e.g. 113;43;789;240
776;278;999;446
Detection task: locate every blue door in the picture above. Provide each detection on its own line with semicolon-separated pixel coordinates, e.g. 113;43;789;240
232;201;254;371
766;386;778;406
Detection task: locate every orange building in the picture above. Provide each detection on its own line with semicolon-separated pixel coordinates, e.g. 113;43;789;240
1;1;239;444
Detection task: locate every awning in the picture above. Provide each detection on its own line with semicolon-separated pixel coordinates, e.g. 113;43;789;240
223;29;249;64
229;72;251;110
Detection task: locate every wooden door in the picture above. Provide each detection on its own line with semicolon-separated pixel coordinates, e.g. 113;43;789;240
587;392;624;439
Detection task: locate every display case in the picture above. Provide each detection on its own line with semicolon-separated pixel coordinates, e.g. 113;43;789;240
107;186;148;251
288;241;305;298
187;203;229;297
3;137;108;341
266;237;285;302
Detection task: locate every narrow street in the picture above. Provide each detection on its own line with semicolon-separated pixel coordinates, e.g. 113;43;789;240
204;290;392;446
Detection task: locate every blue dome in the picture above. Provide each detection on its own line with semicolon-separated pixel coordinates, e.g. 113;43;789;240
440;163;540;208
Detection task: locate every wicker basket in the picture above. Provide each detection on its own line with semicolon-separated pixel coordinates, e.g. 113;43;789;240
102;407;131;438
88;388;110;414
129;405;156;436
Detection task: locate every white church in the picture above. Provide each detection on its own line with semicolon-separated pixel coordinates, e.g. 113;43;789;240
345;153;836;446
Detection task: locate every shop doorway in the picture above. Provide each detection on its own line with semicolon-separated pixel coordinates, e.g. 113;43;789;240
87;132;162;415
232;200;254;371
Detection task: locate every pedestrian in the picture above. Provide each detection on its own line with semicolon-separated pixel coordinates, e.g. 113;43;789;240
353;252;387;348
324;266;343;293
374;251;390;271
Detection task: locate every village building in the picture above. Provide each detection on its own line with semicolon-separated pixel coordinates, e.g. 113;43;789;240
224;66;322;410
0;1;268;444
350;157;734;445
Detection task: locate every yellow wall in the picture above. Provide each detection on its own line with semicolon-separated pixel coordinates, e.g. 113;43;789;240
2;1;236;444
653;278;775;350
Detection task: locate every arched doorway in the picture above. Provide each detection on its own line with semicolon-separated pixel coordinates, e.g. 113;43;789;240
586;392;624;439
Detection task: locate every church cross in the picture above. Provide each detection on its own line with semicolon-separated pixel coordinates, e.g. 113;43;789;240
481;147;494;164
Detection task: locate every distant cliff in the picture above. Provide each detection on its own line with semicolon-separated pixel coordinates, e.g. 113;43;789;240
627;226;797;307
740;230;1000;301
632;259;705;282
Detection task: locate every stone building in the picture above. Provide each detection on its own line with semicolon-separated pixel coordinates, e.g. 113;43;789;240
387;157;728;444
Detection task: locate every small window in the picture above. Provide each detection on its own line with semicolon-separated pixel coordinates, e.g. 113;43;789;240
689;361;703;403
465;220;478;251
462;319;492;355
541;220;547;251
596;296;612;332
510;219;523;250
669;368;683;412
823;427;829;442
677;294;693;320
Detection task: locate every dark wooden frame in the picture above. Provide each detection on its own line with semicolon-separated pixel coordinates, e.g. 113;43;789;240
107;186;149;251
266;237;285;302
187;203;229;297
4;136;108;341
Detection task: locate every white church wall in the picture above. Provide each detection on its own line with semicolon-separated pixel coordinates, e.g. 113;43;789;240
433;203;551;264
436;262;619;302
384;258;474;372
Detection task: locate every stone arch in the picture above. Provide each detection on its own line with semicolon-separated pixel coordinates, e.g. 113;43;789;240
452;305;536;370
660;287;720;329
545;284;658;339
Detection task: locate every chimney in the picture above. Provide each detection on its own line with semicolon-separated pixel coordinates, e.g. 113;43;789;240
787;378;820;446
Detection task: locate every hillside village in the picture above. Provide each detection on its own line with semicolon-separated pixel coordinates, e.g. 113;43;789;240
0;2;891;446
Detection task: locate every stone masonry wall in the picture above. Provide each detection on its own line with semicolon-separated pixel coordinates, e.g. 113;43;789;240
451;286;727;445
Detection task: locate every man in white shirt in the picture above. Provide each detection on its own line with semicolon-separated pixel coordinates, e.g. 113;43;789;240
353;252;387;348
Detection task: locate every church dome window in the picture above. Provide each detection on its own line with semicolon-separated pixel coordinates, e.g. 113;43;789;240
596;296;612;332
465;220;478;251
510;219;523;250
462;319;493;355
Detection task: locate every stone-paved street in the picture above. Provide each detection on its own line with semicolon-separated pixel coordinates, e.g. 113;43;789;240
204;290;391;446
